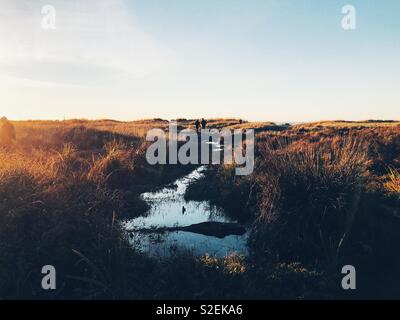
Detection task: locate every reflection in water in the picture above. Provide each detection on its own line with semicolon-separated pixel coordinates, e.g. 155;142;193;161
123;166;248;258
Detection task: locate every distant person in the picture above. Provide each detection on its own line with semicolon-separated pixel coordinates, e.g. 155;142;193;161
0;117;16;147
201;118;207;130
194;119;200;132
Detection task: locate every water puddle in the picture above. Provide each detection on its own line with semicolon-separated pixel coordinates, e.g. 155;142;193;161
123;166;248;258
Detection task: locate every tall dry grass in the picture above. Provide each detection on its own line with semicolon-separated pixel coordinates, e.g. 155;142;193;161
1;119;399;298
251;136;370;265
0;121;207;298
385;167;400;194
0;124;152;298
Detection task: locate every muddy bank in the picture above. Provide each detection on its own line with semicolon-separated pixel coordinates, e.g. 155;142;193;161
131;221;246;238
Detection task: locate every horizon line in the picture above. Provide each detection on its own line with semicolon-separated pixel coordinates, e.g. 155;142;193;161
8;117;400;124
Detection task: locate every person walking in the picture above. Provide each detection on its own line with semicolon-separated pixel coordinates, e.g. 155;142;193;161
201;118;207;130
194;119;200;133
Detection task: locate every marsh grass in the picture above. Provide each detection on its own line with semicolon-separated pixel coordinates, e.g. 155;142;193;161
1;119;399;298
385;167;400;194
251;137;369;266
0;121;195;298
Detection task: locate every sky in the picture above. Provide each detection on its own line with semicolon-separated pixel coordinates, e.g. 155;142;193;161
0;0;399;122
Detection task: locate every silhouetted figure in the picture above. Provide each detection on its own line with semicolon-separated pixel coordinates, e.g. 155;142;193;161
194;119;200;133
0;117;16;148
182;206;186;214
201;118;207;129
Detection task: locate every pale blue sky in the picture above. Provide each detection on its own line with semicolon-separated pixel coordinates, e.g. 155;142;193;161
0;0;399;121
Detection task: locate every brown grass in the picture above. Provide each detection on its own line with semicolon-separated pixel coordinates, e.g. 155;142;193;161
294;120;400;130
250;136;369;263
385;167;400;194
1;118;400;298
